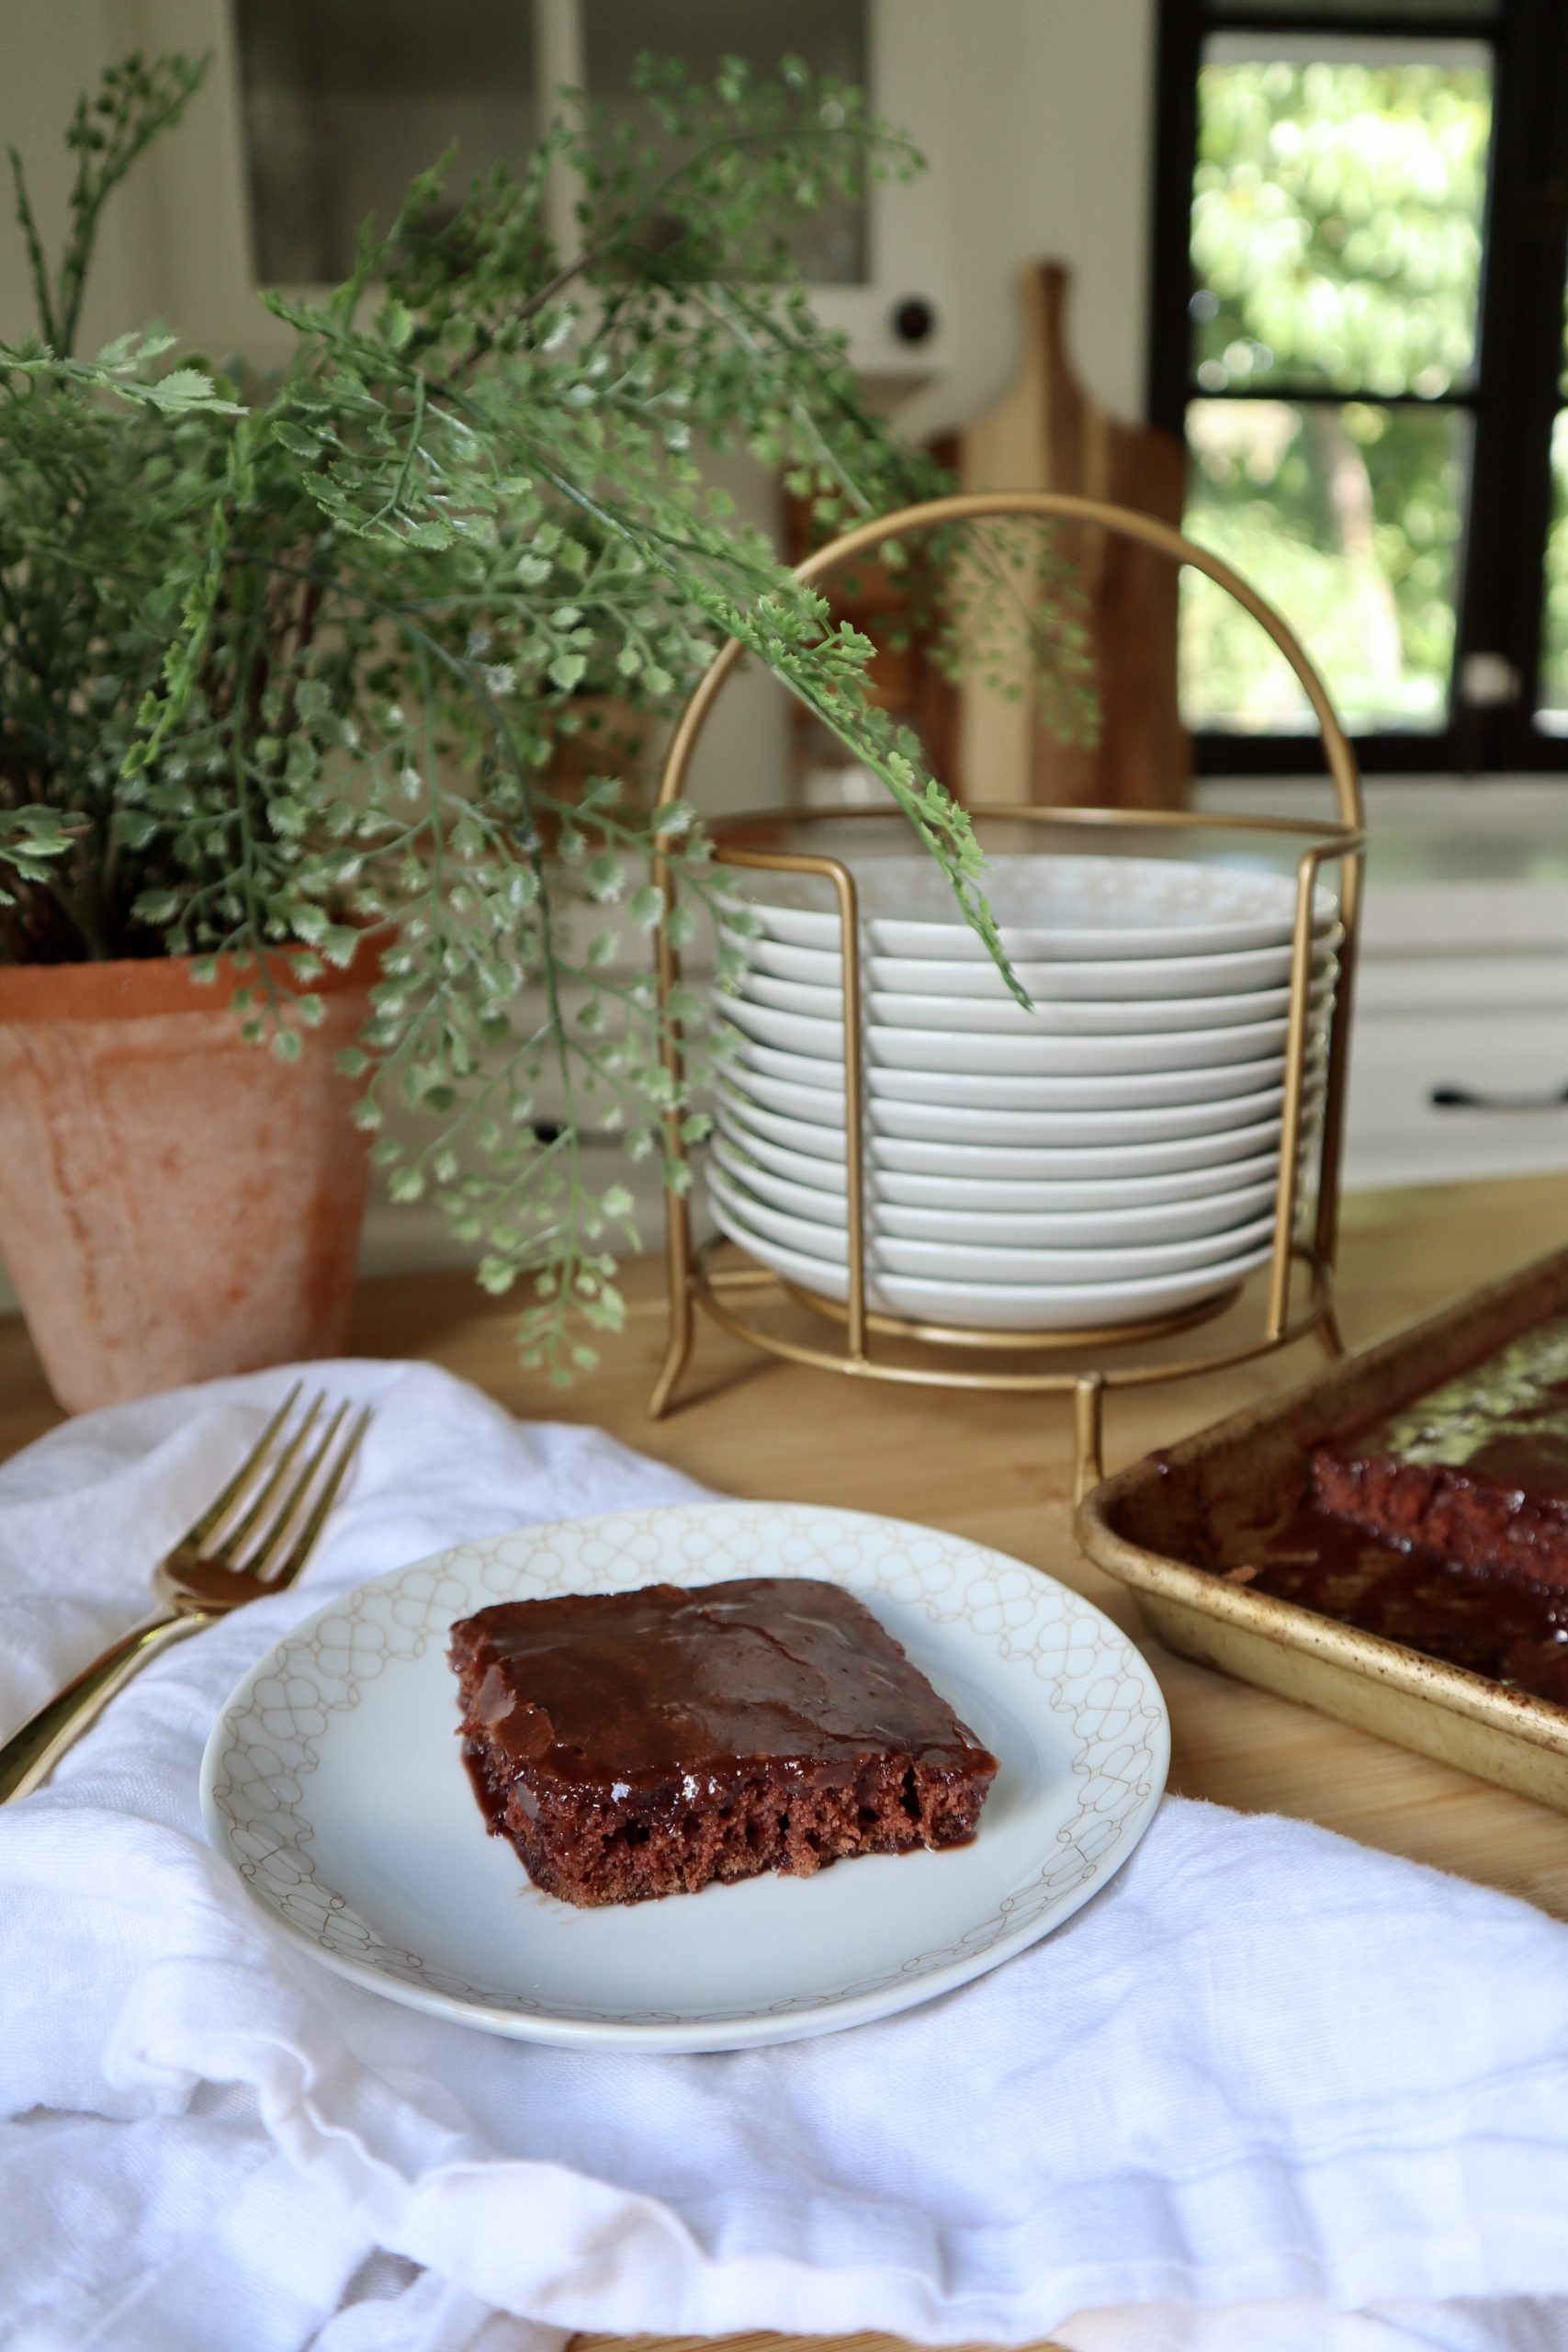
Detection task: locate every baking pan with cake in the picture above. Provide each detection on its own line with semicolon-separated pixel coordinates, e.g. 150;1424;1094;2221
1077;1246;1568;1811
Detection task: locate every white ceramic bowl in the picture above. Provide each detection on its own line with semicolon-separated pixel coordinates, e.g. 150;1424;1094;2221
707;1165;1278;1284
718;991;1321;1076
716;1088;1310;1181
717;1062;1325;1148
710;1131;1281;1248
726;924;1346;1001
735;964;1337;1038
707;1187;1277;1332
725;1031;1325;1113
719;853;1340;963
715;1102;1294;1208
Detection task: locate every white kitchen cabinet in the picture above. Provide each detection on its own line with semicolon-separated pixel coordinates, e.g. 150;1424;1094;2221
1197;786;1568;1192
1337;840;1568;1190
134;0;952;381
1343;988;1568;1189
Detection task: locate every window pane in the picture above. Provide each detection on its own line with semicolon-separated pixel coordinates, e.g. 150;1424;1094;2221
235;0;537;284
1537;413;1568;729
1181;399;1467;732
1209;0;1496;18
1191;50;1492;395
581;0;869;284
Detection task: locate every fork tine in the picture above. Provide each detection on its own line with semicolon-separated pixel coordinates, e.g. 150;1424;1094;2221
261;1406;373;1593
180;1380;303;1550
242;1401;368;1589
234;1398;350;1582
210;1392;325;1571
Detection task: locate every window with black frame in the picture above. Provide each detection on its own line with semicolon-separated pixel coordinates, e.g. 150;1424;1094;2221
1149;0;1568;773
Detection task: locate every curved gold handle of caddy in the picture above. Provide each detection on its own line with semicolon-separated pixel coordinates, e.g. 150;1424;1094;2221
655;491;1365;827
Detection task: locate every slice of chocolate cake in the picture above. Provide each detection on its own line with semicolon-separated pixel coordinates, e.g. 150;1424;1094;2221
447;1575;998;1907
1312;1313;1568;1593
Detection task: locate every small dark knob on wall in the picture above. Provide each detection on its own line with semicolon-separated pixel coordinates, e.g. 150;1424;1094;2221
1429;1082;1568;1113
891;296;936;345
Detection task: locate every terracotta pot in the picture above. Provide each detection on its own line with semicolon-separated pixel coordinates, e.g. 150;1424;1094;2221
0;953;374;1412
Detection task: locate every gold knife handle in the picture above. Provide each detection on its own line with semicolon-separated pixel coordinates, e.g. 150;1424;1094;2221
0;1611;209;1804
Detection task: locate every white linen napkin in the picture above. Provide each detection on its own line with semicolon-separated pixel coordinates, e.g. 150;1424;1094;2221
4;1360;1568;2352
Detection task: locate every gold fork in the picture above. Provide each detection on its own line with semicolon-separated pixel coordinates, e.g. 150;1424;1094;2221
0;1384;370;1804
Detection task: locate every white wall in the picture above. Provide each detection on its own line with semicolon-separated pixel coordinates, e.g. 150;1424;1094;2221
615;0;1164;814
898;0;1158;446
0;0;173;348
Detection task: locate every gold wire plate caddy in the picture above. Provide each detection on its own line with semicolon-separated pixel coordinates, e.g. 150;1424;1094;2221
649;492;1366;1496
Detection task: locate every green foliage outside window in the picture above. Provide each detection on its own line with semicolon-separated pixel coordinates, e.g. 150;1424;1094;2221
1181;56;1490;732
1540;379;1568;719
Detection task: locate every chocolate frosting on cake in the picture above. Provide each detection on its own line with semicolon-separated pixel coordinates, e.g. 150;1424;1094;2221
461;1577;986;1794
1332;1314;1568;1502
1311;1313;1568;1599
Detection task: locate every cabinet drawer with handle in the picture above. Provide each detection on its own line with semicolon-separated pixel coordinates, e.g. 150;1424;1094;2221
1343;1002;1568;1187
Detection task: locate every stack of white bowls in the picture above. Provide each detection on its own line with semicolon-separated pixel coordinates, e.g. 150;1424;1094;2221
705;852;1339;1333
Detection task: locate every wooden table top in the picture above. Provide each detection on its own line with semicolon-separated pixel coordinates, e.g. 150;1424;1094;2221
4;1169;1552;1905
3;1168;1565;2352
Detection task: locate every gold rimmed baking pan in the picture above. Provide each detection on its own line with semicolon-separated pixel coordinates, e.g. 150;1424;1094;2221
1076;1246;1568;1812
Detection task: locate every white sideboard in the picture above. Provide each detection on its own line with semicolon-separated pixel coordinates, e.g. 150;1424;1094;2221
1343;917;1568;1190
1200;785;1568;1193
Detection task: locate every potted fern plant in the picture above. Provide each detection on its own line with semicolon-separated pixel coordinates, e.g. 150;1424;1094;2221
0;50;1011;1412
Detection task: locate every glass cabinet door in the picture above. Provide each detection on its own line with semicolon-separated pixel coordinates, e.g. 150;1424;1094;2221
141;0;946;377
580;0;870;288
233;0;539;285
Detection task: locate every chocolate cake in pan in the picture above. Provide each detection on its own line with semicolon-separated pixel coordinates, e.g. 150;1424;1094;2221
1313;1314;1568;1593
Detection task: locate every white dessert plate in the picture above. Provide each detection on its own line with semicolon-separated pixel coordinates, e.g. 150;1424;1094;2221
719;854;1339;962
719;991;1317;1077
717;1090;1305;1182
709;1188;1277;1329
717;1063;1324;1148
711;1131;1280;1247
726;924;1345;1001
716;1104;1291;1209
201;1503;1168;2052
707;1164;1279;1284
734;963;1336;1038
727;1031;1324;1112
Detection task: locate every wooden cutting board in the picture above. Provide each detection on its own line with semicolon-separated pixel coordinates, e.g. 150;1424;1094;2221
949;261;1190;810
